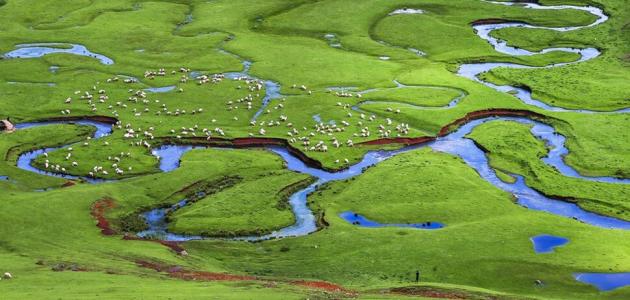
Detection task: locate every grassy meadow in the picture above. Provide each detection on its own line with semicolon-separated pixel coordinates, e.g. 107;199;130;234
0;0;629;299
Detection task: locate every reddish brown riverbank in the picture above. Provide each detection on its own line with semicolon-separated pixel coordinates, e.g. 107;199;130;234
136;260;357;296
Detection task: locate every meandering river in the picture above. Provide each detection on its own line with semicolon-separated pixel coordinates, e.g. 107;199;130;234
6;0;630;291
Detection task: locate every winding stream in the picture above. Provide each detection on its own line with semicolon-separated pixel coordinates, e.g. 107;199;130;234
352;80;467;111
15;120;113;183
134;115;630;243
15;116;630;243
460;2;630;113
5;0;630;291
2;43;114;65
12;3;630;238
218;50;283;122
144;85;176;93
133;2;626;290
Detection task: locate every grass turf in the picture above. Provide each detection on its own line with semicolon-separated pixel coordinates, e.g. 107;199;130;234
0;0;629;299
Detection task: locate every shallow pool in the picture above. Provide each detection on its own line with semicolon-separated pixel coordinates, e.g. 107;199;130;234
3;43;114;65
574;273;630;291
339;211;444;229
530;235;569;253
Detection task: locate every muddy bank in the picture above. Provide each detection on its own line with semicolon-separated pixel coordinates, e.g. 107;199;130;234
471;18;520;26
90;198;188;254
160;136;329;171
25;115;118;125
33;110;630;245
291;279;354;294
136;260;356;295
359;136;435;146
384;285;518;300
167;110;550;155
438;109;549;136
136;259;255;281
91;198;117;236
123;235;186;254
61;181;76;188
17;111;549;177
356;109;550;147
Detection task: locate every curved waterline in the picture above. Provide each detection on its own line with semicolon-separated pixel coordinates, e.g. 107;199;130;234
13;113;630;242
145;116;630;242
351;80;468;111
217;45;283;122
340;211;444;229
3;43;114;65
574;272;630;291
11;1;630;241
9;1;630;242
15;120;113;183
530;234;569;254
477;1;608;55
461;2;630;113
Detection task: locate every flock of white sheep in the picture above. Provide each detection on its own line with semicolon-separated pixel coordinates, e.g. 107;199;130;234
38;65;414;177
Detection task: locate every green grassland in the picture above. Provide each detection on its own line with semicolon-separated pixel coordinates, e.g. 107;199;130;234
3;145;630;299
360;85;465;107
551;113;630;178
480;0;630;111
0;124;94;190
467;120;630;220
168;163;314;237
0;253;314;300
0;0;629;299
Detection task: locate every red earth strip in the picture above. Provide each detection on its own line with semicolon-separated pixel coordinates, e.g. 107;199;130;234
136;260;357;295
91;199;187;254
437;108;548;137
90;198;117;236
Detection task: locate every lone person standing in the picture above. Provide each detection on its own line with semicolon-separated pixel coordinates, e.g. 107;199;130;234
415;270;420;283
